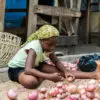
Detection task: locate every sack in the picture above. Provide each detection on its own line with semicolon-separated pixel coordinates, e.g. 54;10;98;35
78;54;100;72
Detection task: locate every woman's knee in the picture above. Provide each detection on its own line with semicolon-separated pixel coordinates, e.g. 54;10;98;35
19;74;40;89
24;77;40;89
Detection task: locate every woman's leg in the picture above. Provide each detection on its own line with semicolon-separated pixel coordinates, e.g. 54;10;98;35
18;72;42;89
41;63;65;77
41;63;99;79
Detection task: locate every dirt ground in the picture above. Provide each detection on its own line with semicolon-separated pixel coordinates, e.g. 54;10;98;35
0;72;9;83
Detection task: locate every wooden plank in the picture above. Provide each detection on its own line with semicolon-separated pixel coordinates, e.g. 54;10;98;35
27;0;38;37
51;16;58;25
86;0;91;44
34;5;81;17
73;0;82;34
70;0;73;9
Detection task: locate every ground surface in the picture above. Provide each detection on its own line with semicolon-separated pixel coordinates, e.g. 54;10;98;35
0;44;100;99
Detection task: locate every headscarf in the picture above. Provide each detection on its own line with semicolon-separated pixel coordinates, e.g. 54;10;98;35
21;25;59;47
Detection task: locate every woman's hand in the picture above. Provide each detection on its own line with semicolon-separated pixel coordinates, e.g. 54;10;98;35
47;72;64;82
65;70;75;82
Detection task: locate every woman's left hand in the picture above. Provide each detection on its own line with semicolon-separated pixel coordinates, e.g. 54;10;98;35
64;70;75;82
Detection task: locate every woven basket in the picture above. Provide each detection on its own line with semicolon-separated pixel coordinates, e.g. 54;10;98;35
0;32;21;67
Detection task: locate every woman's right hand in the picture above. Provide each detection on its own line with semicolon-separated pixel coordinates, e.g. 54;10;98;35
47;72;64;82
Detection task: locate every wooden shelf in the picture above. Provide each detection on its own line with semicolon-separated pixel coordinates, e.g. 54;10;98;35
34;5;81;17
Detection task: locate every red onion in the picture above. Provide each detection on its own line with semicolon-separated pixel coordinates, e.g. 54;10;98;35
7;89;17;100
86;84;96;92
39;88;47;93
67;84;77;94
86;92;95;99
28;90;38;100
56;82;63;88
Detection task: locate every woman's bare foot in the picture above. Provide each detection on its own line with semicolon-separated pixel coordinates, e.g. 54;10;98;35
95;60;100;79
95;60;100;72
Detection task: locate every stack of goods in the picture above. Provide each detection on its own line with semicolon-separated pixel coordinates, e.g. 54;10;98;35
7;79;100;100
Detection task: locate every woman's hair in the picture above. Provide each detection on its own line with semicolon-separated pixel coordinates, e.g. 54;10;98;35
21;25;59;47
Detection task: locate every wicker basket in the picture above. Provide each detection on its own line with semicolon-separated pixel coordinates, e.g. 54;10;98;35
0;32;21;67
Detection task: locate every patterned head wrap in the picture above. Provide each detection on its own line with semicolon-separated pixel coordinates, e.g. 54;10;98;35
21;25;59;47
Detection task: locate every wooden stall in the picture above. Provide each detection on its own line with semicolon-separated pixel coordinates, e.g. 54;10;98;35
27;0;82;54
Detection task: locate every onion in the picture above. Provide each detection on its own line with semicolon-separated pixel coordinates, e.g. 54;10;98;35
56;82;63;88
48;88;58;97
86;92;95;99
79;89;86;94
86;84;96;92
65;95;77;100
38;93;45;99
28;90;38;100
88;80;96;85
53;87;59;95
71;67;77;71
7;89;17;100
78;85;85;89
93;98;99;100
80;94;87;99
67;84;77;94
67;76;74;82
94;92;100;99
62;85;68;92
58;88;63;94
71;94;80;99
75;59;79;64
57;94;62;99
39;88;47;93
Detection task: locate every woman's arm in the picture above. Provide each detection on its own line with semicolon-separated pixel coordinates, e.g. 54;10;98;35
24;48;52;79
49;53;66;72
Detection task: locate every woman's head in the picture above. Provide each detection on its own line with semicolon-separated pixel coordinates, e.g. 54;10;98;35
21;25;59;47
40;36;57;53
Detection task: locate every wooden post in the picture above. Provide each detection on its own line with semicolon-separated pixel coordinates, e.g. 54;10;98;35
0;0;6;32
86;0;91;44
27;0;38;37
70;0;73;9
74;0;81;34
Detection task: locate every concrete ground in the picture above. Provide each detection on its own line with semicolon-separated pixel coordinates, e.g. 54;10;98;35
55;44;100;55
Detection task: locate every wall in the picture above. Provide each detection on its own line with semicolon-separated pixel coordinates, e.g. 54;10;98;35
0;0;6;32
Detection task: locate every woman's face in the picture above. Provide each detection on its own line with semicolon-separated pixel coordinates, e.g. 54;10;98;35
41;37;57;53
